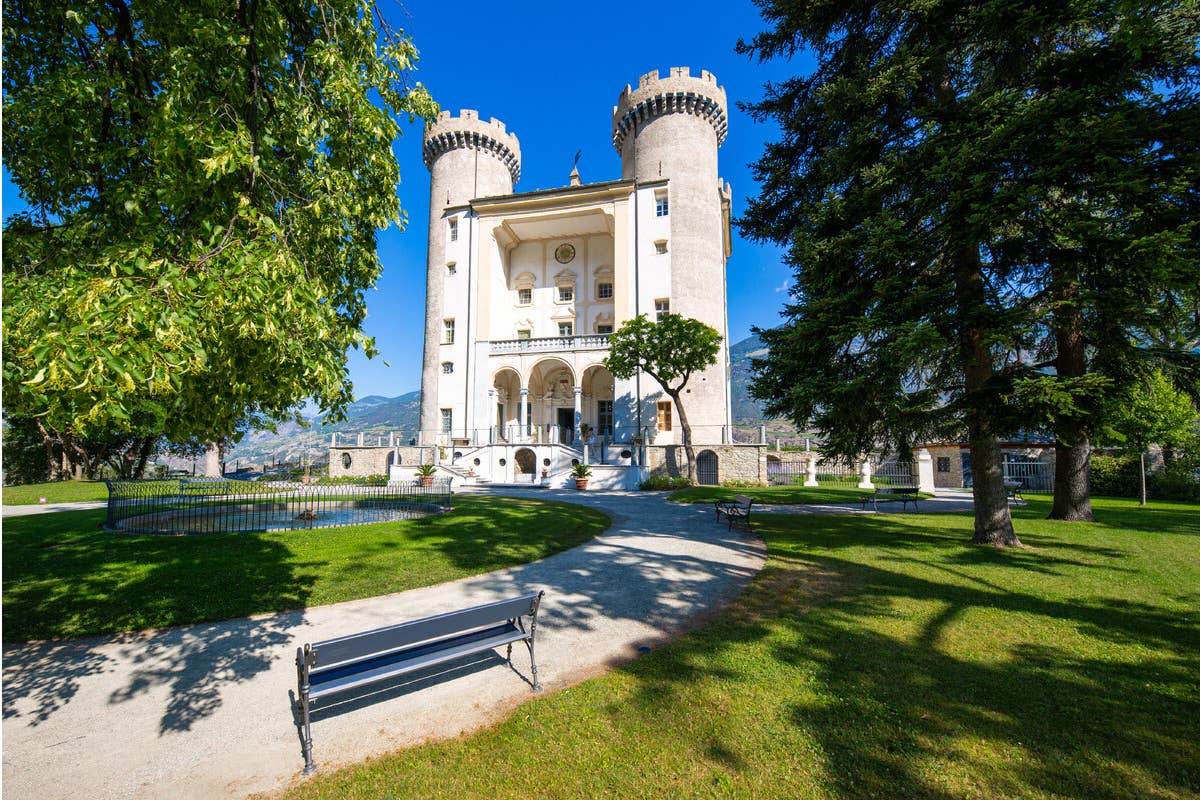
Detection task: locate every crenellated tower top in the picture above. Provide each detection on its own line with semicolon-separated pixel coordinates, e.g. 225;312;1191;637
423;109;522;184
611;67;728;154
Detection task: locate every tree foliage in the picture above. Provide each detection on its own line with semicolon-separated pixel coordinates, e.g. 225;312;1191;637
604;314;722;481
2;0;438;447
739;0;1199;543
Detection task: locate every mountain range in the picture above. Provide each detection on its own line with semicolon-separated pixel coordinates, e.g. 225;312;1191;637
225;334;789;464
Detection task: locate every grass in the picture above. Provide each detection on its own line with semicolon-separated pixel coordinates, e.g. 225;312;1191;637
3;480;110;505
2;496;608;642
273;496;1200;800
671;484;881;504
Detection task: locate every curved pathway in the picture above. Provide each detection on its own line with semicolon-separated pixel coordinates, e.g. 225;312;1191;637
2;489;766;800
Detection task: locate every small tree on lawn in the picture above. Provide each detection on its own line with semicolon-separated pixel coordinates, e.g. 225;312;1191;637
604;314;722;483
1107;370;1198;506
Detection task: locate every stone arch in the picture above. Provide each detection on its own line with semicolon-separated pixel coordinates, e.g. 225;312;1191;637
492;367;523;439
528;358;577;441
515;448;536;479
581;364;616;438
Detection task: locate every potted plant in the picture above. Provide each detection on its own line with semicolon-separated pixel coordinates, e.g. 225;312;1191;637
571;462;592;490
415;463;437;488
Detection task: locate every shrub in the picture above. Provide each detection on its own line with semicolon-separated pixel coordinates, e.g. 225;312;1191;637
1148;465;1200;502
314;474;389;486
639;475;692;491
1090;454;1140;498
721;479;767;488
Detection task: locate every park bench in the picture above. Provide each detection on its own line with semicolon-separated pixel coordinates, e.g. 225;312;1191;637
860;486;921;512
714;495;754;529
1005;481;1024;502
178;477;231;495
295;591;545;774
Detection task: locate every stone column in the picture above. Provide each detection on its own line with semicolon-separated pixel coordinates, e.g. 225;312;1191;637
917;448;936;494
519;388;529;442
858;459;875;490
804;458;818;487
573;386;582;445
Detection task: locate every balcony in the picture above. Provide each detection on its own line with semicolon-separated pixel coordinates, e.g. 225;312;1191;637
490;334;611;354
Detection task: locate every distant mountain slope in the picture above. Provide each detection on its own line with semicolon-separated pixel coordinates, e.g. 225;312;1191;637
226;391;420;463
731;333;772;424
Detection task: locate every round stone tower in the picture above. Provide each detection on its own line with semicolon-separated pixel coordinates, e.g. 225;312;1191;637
612;67;732;432
419;110;521;436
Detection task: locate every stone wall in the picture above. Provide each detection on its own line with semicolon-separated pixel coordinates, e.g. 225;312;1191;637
328;446;432;478
646;444;766;484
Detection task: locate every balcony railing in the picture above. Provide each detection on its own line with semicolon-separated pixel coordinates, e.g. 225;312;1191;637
490;334;611;354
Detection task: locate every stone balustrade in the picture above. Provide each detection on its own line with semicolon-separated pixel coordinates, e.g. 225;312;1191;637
489;334;611;354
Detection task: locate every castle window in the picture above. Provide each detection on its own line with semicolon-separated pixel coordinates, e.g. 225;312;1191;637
558;285;574;303
517;287;532;305
558;322;573;337
937;457;951;473
517;329;532;339
447;262;456;275
654;240;668;255
442;362;454;374
440;409;453;433
448;218;458;242
655;195;669;217
597;324;613;335
443;318;455;344
597;282;613;300
656;401;673;432
655;299;670;322
597;400;613;436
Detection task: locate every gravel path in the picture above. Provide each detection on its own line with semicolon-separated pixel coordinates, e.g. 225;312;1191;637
2;489;766;800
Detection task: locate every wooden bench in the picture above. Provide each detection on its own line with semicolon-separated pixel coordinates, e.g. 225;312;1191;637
860;487;921;512
295;591;545;774
714;495;754;529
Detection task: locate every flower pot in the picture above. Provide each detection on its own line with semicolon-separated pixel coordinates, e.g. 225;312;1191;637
419;476;434;488
574;478;589;490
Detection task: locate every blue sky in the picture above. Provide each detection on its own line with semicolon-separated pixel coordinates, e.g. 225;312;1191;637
2;1;811;402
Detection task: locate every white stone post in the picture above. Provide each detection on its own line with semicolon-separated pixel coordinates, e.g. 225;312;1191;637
356;432;364;447
917;448;936;494
858;459;874;490
804;458;819;487
388;432;395;447
760;425;767;445
330;433;337;447
582;443;590;465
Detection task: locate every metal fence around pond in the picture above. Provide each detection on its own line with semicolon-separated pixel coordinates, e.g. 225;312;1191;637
105;479;453;535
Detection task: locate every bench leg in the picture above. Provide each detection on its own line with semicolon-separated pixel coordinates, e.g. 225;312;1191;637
296;647;316;775
506;641;513;664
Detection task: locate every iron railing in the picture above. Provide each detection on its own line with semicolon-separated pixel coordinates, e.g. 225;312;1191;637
873;461;917;488
1003;460;1055;494
105;479;452;535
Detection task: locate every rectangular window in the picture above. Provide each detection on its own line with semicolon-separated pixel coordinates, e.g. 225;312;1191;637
655;195;669;217
655;299;670;322
654;240;668;255
442;362;454;374
597;282;613;300
448;218;458;242
447;262;456;275
443;318;455;344
597;324;613;335
558;285;574;302
558;322;573;337
517;329;532;339
656;401;673;432
440;408;453;433
597;400;613;436
937;456;951;473
517;287;532;305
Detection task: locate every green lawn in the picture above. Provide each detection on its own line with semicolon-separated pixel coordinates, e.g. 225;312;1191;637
275;497;1199;800
3;480;109;505
670;484;876;504
2;496;609;642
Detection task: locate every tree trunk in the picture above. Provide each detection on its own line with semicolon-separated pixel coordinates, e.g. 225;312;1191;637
669;390;696;484
1049;425;1093;521
953;246;1020;546
1047;267;1094;521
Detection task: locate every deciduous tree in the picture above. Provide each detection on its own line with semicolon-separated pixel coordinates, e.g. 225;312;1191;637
2;0;437;449
605;314;722;483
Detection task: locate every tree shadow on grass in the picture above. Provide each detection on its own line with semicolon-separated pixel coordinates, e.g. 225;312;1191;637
2;510;313;734
605;512;1200;799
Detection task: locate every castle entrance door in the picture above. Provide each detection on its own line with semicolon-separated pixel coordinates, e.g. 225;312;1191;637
557;408;574;444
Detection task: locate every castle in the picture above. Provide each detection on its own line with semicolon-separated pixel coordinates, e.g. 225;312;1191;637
330;67;744;486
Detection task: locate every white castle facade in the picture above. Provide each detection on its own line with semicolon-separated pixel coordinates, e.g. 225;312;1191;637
416;67;734;467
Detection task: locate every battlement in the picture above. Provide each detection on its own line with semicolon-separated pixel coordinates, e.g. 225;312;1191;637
424;109;522;184
612;67;728;153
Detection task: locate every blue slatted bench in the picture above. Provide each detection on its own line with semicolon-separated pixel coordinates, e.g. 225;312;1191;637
295;591;545;774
